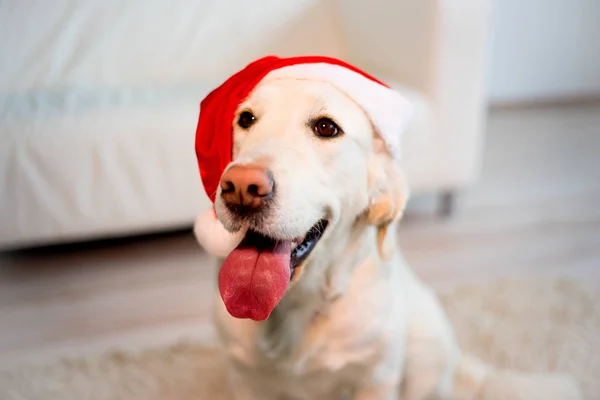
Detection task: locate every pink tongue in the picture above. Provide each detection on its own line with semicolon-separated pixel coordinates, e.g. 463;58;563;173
218;236;291;321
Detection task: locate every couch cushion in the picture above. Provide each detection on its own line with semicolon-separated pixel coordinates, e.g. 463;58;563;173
0;0;347;94
0;85;213;249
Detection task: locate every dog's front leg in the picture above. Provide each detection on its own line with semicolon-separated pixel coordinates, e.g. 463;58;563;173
349;339;405;400
226;369;262;400
352;368;402;400
353;382;400;400
228;383;258;400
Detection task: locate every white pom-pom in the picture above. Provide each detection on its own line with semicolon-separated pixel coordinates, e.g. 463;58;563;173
193;208;244;258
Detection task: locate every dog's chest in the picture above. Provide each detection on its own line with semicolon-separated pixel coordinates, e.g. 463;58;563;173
230;319;397;399
215;253;411;399
220;286;407;399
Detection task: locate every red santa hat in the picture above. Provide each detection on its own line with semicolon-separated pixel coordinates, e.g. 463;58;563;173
194;55;412;257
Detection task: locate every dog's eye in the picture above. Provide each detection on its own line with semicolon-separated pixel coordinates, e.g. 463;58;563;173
238;111;256;129
313;118;342;138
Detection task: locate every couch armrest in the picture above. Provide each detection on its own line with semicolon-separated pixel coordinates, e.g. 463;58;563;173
429;0;493;188
335;0;492;189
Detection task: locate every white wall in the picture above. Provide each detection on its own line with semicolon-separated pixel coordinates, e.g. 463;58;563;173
487;0;600;103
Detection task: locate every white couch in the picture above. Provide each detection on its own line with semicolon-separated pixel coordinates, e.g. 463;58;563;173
0;0;491;250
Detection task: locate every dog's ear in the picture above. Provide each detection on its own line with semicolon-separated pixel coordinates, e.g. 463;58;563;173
367;138;410;260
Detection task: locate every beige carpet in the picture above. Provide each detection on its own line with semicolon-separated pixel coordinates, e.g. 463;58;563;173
0;278;598;400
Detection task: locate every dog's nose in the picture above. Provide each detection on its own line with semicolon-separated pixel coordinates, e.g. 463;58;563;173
220;164;274;209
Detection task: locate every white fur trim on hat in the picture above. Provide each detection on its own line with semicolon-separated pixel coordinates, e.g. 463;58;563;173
193;208;244;258
262;63;414;159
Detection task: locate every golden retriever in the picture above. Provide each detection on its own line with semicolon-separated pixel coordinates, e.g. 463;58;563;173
195;77;581;399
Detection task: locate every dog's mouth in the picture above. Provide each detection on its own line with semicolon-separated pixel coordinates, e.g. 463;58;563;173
218;219;329;322
290;219;328;273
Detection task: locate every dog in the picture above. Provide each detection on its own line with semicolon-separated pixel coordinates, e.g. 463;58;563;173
194;74;581;399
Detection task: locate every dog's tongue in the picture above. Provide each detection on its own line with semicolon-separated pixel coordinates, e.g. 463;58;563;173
218;232;291;321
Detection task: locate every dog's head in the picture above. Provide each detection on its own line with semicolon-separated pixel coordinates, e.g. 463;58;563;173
209;77;410;321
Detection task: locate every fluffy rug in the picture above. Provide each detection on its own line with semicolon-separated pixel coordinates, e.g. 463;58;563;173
0;278;598;399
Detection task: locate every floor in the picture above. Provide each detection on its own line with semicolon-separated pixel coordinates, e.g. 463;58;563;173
1;103;599;369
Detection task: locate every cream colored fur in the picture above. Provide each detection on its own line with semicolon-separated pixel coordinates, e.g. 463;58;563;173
203;79;581;399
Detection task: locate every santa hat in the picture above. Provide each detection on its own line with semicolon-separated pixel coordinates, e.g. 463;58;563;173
193;55;412;257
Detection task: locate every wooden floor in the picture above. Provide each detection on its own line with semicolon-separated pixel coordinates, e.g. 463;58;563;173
1;103;599;368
